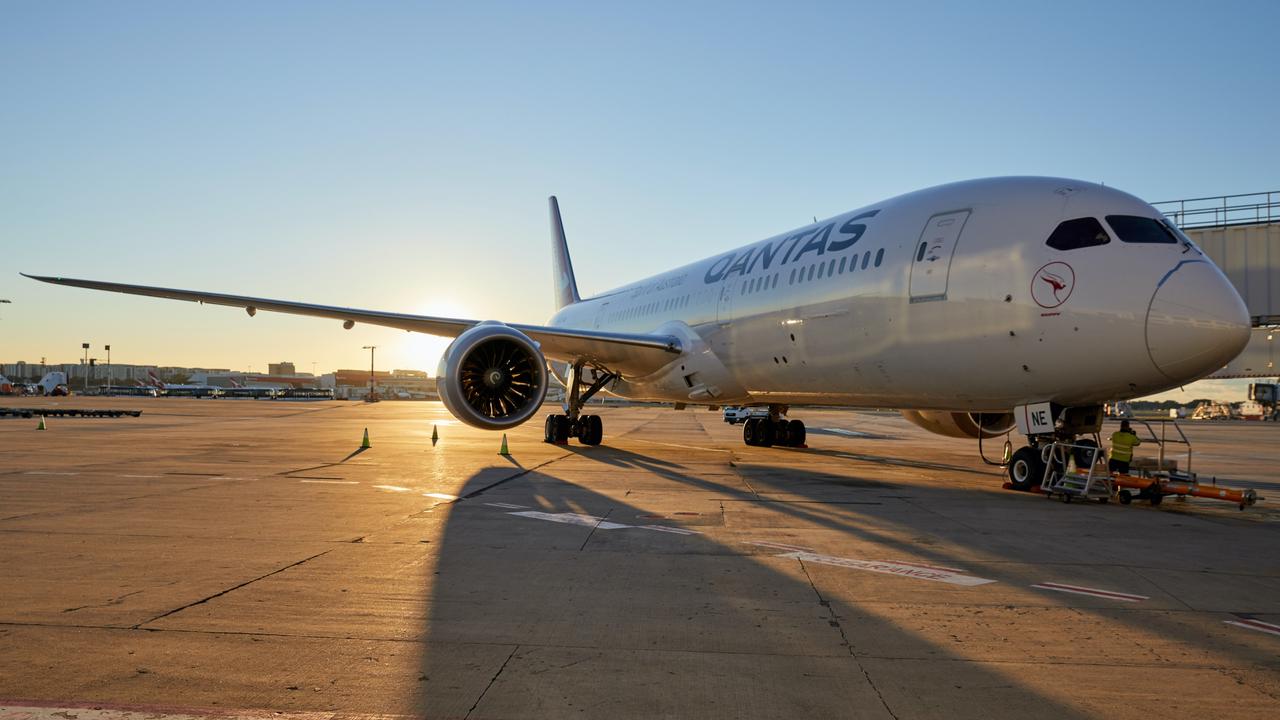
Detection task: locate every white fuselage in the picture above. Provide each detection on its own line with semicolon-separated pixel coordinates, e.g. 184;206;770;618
548;177;1250;412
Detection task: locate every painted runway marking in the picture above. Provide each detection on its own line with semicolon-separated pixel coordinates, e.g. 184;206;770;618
888;559;965;573
639;524;702;535
300;479;359;484
0;703;357;720
509;510;630;530
24;471;78;476
1030;582;1148;602
120;474;162;479
1224;618;1280;637
485;502;529;509
630;438;731;453
423;492;458;500
746;540;815;553
821;427;879;438
779;551;996;586
372;484;413;493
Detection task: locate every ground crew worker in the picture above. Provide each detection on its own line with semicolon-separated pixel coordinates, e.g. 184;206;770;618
1109;420;1141;475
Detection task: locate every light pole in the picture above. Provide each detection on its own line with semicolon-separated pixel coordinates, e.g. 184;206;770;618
81;342;90;392
105;344;111;389
362;346;377;401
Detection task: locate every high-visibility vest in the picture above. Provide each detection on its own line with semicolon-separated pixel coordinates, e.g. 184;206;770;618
1109;430;1141;462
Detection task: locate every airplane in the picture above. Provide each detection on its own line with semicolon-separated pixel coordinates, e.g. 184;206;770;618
24;176;1251;489
0;373;61;396
145;369;222;398
33;372;69;396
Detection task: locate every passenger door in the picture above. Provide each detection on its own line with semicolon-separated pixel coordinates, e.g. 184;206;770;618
910;210;970;302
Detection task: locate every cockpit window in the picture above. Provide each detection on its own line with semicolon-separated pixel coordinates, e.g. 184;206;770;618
1106;215;1179;244
1046;217;1110;251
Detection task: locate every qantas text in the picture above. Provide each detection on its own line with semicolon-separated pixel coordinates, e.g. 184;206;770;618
703;209;880;284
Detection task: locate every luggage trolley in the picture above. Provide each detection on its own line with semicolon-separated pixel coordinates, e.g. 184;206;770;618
1040;441;1112;503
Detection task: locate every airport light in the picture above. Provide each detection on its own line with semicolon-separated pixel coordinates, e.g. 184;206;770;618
81;342;90;392
362;346;377;401
105;345;111;389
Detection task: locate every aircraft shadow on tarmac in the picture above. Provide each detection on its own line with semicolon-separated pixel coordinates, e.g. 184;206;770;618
414;440;1279;717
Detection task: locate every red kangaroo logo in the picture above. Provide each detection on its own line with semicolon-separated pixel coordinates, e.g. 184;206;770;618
1039;271;1068;300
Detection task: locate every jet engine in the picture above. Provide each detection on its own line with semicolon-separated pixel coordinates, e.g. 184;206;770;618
900;410;1016;439
437;323;549;430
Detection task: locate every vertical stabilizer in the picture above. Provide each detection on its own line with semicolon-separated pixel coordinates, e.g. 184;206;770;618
549;196;581;310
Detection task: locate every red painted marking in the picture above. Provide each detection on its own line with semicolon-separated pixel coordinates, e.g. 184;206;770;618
1033;581;1148;602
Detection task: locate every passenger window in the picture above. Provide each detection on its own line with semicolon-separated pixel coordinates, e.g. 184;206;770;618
817;263;825;280
827;259;836;277
916;241;927;262
1046;217;1111;251
807;265;815;281
789;268;796;285
839;256;847;273
874;248;884;267
862;251;870;270
1106;215;1179;244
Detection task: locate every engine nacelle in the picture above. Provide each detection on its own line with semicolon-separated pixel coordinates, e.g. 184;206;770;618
437;323;549;430
900;410;1016;439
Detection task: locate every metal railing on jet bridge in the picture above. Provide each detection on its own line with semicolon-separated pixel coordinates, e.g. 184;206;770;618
1154;190;1280;229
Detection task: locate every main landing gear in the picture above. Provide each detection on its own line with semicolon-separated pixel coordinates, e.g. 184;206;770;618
543;362;616;446
742;405;806;448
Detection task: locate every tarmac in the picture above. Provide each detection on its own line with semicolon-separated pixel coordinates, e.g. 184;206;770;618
1;398;1278;719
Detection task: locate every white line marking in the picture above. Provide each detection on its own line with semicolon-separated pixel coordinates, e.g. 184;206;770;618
508;510;630;530
300;479;359;484
639;525;701;535
1224;619;1280;637
886;559;965;573
423;492;458;500
821;427;878;438
24;471;78;476
485;502;529;509
746;540;815;553
630;438;732;453
1030;582;1148;602
0;704;356;720
120;474;162;478
780;551;996;586
372;484;412;493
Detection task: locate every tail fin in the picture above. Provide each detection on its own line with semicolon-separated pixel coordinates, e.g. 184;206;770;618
549;196;581;310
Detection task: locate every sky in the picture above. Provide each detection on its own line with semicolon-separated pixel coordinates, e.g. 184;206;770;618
2;1;1277;400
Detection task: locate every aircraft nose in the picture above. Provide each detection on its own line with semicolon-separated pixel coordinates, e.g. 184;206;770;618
1146;260;1251;381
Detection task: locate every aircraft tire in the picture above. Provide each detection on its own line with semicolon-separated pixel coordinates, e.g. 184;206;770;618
743;418;759;446
787;420;806;447
544;414;570;443
774;420;790;446
579;415;603;446
1073;438;1100;469
1008;446;1043;491
757;419;776;447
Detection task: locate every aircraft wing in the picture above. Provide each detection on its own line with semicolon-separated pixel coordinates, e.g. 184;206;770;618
22;274;682;376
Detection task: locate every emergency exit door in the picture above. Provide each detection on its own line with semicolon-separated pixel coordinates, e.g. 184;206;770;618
909;210;970;301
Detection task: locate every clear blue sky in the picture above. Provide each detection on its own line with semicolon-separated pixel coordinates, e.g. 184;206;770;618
2;2;1276;399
